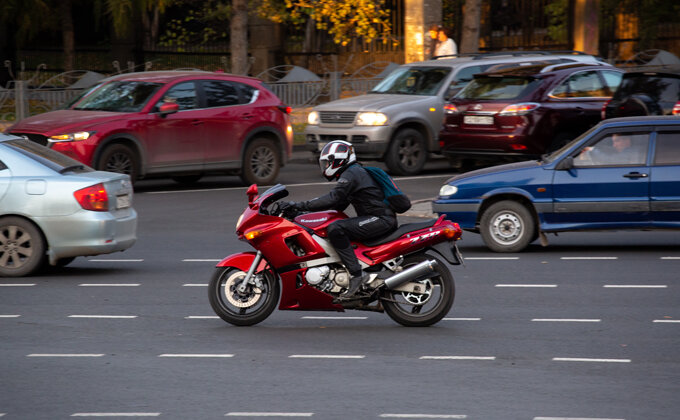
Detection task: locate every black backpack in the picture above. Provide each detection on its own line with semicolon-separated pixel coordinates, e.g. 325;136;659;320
364;166;412;213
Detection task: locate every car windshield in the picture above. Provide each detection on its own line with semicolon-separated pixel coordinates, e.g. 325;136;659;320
5;139;94;173
63;83;103;109
456;76;539;100
370;66;451;95
73;81;162;112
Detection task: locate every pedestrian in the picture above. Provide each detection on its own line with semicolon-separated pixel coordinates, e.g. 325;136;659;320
426;24;440;59
434;27;457;59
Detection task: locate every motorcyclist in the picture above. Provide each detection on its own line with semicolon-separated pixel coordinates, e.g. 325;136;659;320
281;140;398;299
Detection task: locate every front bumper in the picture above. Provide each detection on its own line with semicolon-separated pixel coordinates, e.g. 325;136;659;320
304;125;391;159
432;200;480;229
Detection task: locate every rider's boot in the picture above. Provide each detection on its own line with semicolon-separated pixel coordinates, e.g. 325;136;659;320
340;271;369;299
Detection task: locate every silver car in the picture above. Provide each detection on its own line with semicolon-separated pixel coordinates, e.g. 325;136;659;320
0;134;137;277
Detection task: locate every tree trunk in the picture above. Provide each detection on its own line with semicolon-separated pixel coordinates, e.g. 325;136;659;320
59;0;75;72
230;0;249;75
460;0;481;53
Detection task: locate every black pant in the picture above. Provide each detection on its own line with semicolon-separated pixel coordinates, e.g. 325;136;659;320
326;215;397;276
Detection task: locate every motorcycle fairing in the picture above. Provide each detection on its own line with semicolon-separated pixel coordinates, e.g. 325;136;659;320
216;252;269;271
278;269;344;311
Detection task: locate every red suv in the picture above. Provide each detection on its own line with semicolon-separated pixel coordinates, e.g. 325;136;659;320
439;63;622;166
8;71;293;185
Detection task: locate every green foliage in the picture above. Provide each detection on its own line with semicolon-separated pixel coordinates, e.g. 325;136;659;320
0;0;54;46
545;0;567;44
159;1;231;48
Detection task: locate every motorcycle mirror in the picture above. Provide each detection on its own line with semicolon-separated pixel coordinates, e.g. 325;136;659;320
247;184;259;204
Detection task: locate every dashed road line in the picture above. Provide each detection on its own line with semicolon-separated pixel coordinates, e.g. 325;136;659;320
71;414;160;417
68;315;138;319
0;283;35;287
552;357;631;363
158;354;234;358
380;415;467;419
183;283;209;287
27;354;105;357
560;257;618;260
87;259;144;262
0;315;20;318
532;319;601;323
495;284;557;288
185;316;219;319
78;283;140;287
443;317;481;321
653;319;680;323
603;285;667;289
289;354;365;359
225;413;313;417
661;256;680;260
420;356;495;361
301;316;368;320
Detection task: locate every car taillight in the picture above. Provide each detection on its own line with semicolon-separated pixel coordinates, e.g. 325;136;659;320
601;99;612;119
444;104;459;114
499;103;540;116
673;101;680;115
74;183;109;211
278;105;292;114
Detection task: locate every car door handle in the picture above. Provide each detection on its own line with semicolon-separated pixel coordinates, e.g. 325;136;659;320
241;113;254;120
191;120;203;126
623;172;648;179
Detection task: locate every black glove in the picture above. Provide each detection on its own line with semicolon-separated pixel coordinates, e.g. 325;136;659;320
279;201;305;217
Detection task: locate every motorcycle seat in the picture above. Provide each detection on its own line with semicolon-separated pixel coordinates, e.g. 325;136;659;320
361;219;437;247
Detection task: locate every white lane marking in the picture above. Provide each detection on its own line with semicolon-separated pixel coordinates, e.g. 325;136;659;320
78;283;140;287
464;257;519;260
71;414;160;417
420;356;495;361
443;318;481;321
183;283;209;287
68;315;138;319
532;319;601;323
552;357;631;363
158;354;234;358
653;319;680;323
185;316;220;319
0;315;20;318
27;354;105;357
603;285;667;288
534;418;625;420
183;259;221;262
301;316;368;320
661;256;680;260
0;283;35;286
495;284;557;288
380;415;467;419
88;259;144;262
289;355;365;359
560;257;618;260
225;413;313;417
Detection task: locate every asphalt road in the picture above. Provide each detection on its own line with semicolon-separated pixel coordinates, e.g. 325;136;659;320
2;158;679;420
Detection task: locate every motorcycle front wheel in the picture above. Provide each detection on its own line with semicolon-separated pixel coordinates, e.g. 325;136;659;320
208;266;280;326
380;254;455;327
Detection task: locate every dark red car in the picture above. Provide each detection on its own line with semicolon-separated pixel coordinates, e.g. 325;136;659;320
8;71;293;185
439;63;623;167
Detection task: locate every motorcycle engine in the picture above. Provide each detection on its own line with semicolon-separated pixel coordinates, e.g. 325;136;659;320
305;265;349;292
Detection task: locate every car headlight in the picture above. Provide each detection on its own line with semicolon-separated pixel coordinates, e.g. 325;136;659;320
356;112;388;126
439;185;458;196
307;111;319;125
48;131;93;142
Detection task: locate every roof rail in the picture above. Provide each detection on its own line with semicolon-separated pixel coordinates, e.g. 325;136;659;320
431;53;483;60
470;50;590;60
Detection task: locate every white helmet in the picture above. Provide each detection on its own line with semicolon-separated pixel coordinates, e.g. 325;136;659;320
319;140;357;181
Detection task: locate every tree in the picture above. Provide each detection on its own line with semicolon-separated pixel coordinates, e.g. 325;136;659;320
459;0;481;53
231;0;248;74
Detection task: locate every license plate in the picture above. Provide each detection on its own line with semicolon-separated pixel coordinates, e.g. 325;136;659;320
116;194;131;209
464;115;494;125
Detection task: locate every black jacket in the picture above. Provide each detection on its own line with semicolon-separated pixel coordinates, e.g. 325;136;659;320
304;163;394;218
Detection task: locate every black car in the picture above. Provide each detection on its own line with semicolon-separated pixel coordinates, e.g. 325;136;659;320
603;65;680;118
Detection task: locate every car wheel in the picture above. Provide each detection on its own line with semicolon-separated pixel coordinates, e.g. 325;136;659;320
240;138;280;185
0;217;46;277
98;144;139;181
385;128;428;176
480;200;535;253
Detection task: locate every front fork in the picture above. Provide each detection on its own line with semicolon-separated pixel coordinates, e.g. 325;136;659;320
236;250;264;294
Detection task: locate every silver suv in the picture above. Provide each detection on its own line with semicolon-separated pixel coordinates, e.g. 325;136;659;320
304;52;609;175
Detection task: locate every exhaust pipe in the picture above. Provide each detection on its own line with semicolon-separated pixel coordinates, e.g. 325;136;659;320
384;259;438;290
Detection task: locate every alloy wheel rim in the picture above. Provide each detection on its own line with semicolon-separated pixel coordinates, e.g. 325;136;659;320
251;147;275;179
0;225;33;269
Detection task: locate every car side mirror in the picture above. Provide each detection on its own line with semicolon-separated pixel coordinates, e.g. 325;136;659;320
556;156;574;171
158;102;179;117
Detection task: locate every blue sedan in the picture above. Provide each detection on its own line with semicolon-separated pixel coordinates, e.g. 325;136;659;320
433;116;680;252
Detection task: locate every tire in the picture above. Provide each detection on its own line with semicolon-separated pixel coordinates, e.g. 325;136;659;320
240;138;280;185
0;217;46;277
385;128;428;176
208;266;280;326
381;254;455;327
480;200;535;253
98;144;139;182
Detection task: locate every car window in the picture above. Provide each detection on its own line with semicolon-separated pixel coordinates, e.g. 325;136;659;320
456;76;538;100
614;74;680;103
4;139;94;173
551;71;608;98
202;80;241;107
575;132;650;167
239;83;259;104
654;132;680;165
156;82;198;111
601;70;623;94
370;66;451;95
73;81;162;112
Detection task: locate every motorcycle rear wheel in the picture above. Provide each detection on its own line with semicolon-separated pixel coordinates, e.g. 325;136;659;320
208;266;280;326
380;254;455;327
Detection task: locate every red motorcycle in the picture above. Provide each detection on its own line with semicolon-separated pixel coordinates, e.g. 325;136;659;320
208;184;464;327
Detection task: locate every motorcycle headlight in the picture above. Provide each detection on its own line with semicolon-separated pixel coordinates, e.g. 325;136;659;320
236;213;244;230
307;111;319;125
439;185;458;197
356;112;388;126
48;131;94;142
